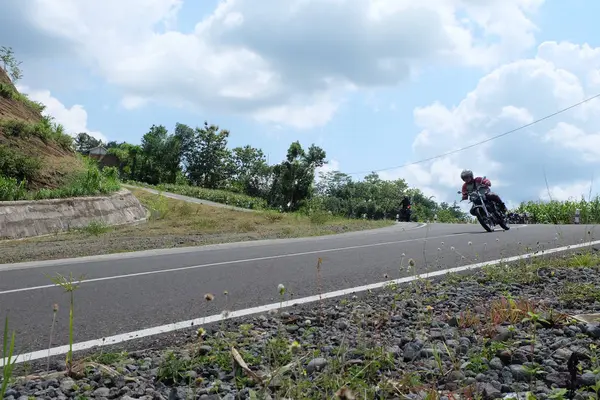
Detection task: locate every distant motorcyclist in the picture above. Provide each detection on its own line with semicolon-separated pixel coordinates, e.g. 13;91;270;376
460;169;507;214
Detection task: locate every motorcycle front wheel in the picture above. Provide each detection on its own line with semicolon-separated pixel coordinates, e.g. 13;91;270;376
476;214;494;232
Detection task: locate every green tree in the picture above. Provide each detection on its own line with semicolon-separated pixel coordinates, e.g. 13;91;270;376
0;46;23;82
229;145;271;197
186;122;231;189
269;141;327;211
140;124;181;184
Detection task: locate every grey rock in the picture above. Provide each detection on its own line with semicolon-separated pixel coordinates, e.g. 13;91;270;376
306;357;328;374
93;387;111;397
585;324;600;339
337;319;349;330
578;372;599;387
198;345;212;355
490;357;504;370
545;372;570;387
447;371;465;382
478;382;502;399
403;342;421;361
59;378;76;393
493;326;514;342
510;365;532;381
553;348;572;360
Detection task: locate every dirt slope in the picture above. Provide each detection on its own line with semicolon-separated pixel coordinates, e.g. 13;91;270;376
0;68;84;189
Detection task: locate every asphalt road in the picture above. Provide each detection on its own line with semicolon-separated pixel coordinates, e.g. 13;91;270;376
1;222;598;357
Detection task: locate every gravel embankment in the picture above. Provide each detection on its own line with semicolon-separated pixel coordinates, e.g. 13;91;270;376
3;253;600;400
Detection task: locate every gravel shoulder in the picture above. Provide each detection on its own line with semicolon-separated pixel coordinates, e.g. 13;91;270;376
0;189;394;264
4;251;600;400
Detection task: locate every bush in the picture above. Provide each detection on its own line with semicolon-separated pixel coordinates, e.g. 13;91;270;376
0;118;74;150
0;82;45;113
0;145;41;182
32;159;120;200
0;175;26;201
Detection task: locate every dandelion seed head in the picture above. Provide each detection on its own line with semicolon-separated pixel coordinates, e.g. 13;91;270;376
277;284;286;296
468;241;472;246
204;293;214;302
450;246;455;251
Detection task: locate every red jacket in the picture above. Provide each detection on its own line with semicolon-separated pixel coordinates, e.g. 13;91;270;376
462;177;491;200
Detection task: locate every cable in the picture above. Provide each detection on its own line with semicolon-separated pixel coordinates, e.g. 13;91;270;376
345;92;600;175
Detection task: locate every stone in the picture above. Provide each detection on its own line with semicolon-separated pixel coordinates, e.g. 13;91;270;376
306;358;328;374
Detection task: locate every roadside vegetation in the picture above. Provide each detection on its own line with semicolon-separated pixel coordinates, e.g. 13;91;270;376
3;249;600;399
0;46;121;202
0;189;394;263
516;197;600;224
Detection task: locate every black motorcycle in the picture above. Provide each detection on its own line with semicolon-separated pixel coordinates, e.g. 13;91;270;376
399;197;412;222
458;179;509;232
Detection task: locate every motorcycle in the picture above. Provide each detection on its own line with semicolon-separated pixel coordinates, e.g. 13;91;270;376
457;178;509;232
399;204;412;222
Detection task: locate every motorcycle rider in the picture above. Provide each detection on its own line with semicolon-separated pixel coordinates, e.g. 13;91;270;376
460;169;507;214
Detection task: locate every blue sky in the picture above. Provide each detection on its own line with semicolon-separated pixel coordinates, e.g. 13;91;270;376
3;0;600;207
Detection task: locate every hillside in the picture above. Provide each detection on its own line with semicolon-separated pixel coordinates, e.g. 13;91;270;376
0;67;84;190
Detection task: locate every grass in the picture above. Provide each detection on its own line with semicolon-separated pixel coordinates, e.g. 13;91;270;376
0;82;45;114
0;117;74;151
0;189;394;263
126;181;268;210
0;159;120;201
517;196;600;224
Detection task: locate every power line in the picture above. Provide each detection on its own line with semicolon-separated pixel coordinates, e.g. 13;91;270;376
345;92;600;176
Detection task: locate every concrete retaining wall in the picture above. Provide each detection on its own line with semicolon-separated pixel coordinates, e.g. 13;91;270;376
0;189;147;240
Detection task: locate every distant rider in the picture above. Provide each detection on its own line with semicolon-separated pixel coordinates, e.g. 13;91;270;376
460;169;507;214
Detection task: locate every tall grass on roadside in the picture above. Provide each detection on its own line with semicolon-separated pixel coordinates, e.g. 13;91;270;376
1;316;17;399
48;272;84;377
0;116;73;151
517;196;600;224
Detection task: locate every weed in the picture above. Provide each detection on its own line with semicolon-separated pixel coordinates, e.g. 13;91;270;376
1;316;17;399
560;282;600;304
488;296;538;327
47;303;59;373
80;220;110;236
89;351;128;365
48;272;84;377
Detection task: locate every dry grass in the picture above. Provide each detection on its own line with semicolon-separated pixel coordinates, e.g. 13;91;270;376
0;189;395;263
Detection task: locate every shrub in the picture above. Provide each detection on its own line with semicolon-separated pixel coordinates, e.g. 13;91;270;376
0;118;74;150
0;82;45;113
0;145;41;182
32;159;120;200
0;175;26;201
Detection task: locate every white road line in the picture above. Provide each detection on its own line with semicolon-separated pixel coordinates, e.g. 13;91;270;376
0;231;469;295
2;238;597;368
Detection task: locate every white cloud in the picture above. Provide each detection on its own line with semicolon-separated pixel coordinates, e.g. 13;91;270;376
398;41;600;206
315;159;341;182
540;181;596;202
4;0;543;129
17;85;107;142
